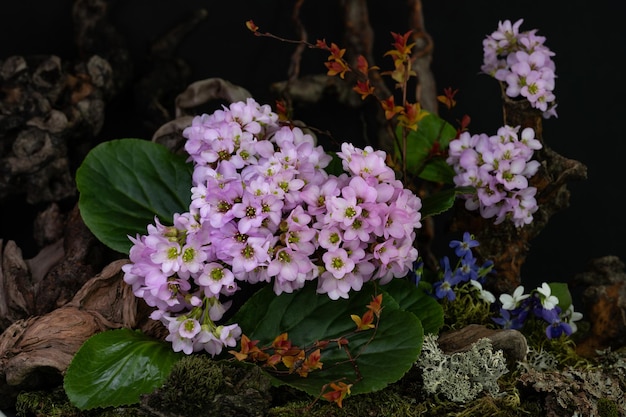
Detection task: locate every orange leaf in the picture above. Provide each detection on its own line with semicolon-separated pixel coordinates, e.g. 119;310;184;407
328;42;346;60
355;55;378;75
367;293;384;317
245;20;259;33
381;96;403;120
325;61;351;79
315;39;329;50
293;349;324;377
389;30;415;57
321;381;352;408
397;102;428;131
353;80;375;100
230;334;268;362
266;353;283;368
351;310;375;331
282;349;305;371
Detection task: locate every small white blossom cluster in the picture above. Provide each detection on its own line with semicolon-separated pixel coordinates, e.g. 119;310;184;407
481;18;557;118
122;98;422;355
447;125;542;227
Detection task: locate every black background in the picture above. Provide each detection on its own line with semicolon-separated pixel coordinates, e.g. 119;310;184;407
1;0;625;291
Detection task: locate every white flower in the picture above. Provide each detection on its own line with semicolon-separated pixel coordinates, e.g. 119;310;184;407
536;282;559;310
470;280;496;303
499;285;530;310
563;304;583;333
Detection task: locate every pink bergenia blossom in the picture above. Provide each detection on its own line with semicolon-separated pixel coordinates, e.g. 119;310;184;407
123;98;423;356
447;125;541;227
481;19;557;118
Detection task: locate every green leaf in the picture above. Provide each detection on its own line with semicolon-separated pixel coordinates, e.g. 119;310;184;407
76;139;193;254
396;113;457;184
64;328;183;410
420;186;475;218
380;278;444;335
325;151;344;176
549;282;572;310
229;281;423;396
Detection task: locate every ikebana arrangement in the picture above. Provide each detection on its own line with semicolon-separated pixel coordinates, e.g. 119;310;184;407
7;16;613;417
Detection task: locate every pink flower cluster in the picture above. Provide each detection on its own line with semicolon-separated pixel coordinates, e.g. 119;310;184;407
123;98;422;355
446;125;542;227
481;19;557;118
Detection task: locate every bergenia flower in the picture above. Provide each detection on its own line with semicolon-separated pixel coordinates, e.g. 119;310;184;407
481;18;557;118
447;125;541;227
123;98;423;355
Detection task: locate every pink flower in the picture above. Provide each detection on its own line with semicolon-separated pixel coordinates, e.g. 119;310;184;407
196;262;236;297
126;98;425;357
322;248;355;279
328;187;362;227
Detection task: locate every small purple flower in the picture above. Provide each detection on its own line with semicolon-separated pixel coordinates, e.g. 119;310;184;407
432;261;461;301
542;308;573;339
492;308;524;330
449;232;479;258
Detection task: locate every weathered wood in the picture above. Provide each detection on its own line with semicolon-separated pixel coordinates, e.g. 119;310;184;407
0;259;164;407
437;323;528;367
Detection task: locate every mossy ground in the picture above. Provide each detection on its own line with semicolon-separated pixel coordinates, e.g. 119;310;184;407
13;295;625;417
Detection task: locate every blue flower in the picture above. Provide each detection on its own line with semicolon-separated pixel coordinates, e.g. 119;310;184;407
542;308;573;339
457;254;478;282
449;232;479;258
409;260;424;286
492;308;525;330
433;261;461;301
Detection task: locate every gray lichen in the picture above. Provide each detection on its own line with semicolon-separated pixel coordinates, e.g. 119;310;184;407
416;334;509;403
525;346;559;371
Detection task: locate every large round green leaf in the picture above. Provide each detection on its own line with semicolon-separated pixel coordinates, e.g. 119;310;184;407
229;281;423;396
64;328;183;410
76;138;193;254
380;278;444;336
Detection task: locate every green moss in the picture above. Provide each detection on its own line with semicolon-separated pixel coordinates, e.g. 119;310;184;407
16;388;81;417
157;354;225;403
15;387;142;417
597;398;620;417
441;286;494;331
523;319;592;370
144;354;273;417
267;390;424;417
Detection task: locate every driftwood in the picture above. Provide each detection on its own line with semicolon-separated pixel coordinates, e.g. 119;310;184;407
437;323;528;368
0;203;111;331
0;258;163;408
